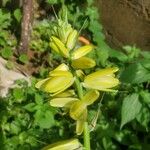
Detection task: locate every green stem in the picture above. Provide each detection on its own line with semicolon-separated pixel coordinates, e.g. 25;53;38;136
84;122;91;150
74;78;83;99
74;77;90;150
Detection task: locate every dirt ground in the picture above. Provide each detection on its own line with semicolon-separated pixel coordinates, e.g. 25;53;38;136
96;0;150;51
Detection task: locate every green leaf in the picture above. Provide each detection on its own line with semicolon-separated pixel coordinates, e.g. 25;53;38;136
14;9;22;22
121;93;142;129
13;88;24;102
19;54;28;64
140;90;150;105
24;103;36;112
34;108;55;129
136;106;150;130
109;49;128;62
1;47;13;59
35;94;43;105
120;63;150;84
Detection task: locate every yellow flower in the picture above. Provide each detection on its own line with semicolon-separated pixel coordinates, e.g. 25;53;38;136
35;64;75;96
83;67;119;91
71;44;94;60
71;57;96;69
42;138;82;150
49;90;99;135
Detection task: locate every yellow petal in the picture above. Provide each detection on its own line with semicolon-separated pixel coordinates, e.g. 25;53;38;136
54;90;76;98
85;67;119;80
42;75;74;94
50;71;72;77
76;120;84;135
51;36;69;58
49;63;69;76
72;57;96;69
83;67;119;91
82;90;100;106
42;138;82;150
71;44;94;60
35;78;50;89
83;76;119;90
49;42;60;53
70;101;87;121
50;97;79;107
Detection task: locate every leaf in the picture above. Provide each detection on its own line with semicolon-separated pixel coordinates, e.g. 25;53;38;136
13;88;24;102
1;47;13;59
120;63;150;84
19;54;28;64
34;108;55;129
140;90;150;105
136;106;150;130
35;94;43;105
24;103;36;112
14;9;22;22
108;49;128;62
121;93;142;129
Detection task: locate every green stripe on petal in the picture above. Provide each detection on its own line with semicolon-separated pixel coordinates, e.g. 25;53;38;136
50;97;79;107
72;57;96;69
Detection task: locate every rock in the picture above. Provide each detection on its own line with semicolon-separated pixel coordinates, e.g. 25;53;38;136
0;57;30;97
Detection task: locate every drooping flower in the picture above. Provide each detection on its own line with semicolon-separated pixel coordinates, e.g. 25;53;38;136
50;90;99;135
82;67;119;91
35;64;75;96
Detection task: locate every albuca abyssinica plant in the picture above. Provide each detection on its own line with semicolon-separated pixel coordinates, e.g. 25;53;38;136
36;5;119;150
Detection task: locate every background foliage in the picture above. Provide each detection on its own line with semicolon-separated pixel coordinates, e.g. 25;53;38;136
0;0;150;149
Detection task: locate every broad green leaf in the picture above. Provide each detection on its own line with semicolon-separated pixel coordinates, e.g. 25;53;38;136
121;93;142;129
34;109;55;129
120;63;150;84
24;103;36;112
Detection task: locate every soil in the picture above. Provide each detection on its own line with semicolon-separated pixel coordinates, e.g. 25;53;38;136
96;0;150;51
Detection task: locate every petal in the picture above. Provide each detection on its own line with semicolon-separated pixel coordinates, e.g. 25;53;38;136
49;63;69;76
71;57;96;69
71;44;94;60
50;97;79;107
70;101;87;121
50;77;75;96
54;90;76;98
83;76;119;90
76;120;84;135
35;78;50;89
85;67;119;81
42;76;74;94
50;71;73;77
82;90;100;106
42;138;82;150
